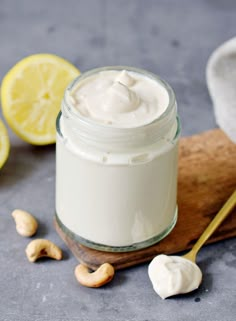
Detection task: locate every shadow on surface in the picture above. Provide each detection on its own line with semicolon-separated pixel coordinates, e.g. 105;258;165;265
36;219;49;238
0;142;55;188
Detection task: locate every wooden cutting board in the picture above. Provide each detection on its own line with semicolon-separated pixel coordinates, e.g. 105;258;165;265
55;129;236;270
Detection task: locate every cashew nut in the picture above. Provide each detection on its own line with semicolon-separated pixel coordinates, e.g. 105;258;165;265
25;239;63;262
12;209;38;237
74;263;115;288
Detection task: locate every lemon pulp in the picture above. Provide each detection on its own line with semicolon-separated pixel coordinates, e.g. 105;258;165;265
1;54;80;145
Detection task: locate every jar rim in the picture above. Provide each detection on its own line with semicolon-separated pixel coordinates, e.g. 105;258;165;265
58;66;180;154
62;65;176;133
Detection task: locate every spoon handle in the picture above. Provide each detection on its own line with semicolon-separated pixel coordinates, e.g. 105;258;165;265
185;190;236;262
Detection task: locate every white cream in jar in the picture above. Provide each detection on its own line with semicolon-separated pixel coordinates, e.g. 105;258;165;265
56;66;180;251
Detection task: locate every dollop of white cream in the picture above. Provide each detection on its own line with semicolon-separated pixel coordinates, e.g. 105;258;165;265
148;254;202;299
101;81;139;113
70;69;169;128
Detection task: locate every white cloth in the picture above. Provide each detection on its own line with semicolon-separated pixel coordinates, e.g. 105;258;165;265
206;37;236;143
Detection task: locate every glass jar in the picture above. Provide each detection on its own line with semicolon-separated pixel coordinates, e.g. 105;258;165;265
55;66;181;252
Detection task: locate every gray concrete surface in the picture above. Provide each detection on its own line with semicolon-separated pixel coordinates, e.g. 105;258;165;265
0;0;236;320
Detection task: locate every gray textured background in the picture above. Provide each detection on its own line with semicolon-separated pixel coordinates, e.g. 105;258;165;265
0;0;236;320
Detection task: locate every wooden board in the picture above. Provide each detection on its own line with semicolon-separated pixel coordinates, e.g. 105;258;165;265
55;129;236;270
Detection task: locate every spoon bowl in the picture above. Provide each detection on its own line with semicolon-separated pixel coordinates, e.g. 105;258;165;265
148;190;236;299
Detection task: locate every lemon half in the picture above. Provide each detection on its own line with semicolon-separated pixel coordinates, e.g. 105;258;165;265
1;54;80;145
0;118;10;169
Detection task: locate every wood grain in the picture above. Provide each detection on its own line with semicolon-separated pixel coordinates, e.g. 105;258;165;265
55;129;236;270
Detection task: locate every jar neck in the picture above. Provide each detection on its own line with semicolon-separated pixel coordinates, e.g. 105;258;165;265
59;66;179;153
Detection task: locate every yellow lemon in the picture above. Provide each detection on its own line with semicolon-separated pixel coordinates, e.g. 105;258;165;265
1;54;80;145
0;118;10;169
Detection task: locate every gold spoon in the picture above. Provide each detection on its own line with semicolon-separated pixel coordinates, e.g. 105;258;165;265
148;190;236;299
183;189;236;263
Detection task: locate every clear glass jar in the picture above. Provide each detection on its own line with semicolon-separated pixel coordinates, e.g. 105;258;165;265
55;66;181;252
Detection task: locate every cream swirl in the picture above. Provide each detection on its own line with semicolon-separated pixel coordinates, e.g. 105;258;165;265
69;69;169;128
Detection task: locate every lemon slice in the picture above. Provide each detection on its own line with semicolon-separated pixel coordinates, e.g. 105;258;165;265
1;54;80;145
0;118;10;169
